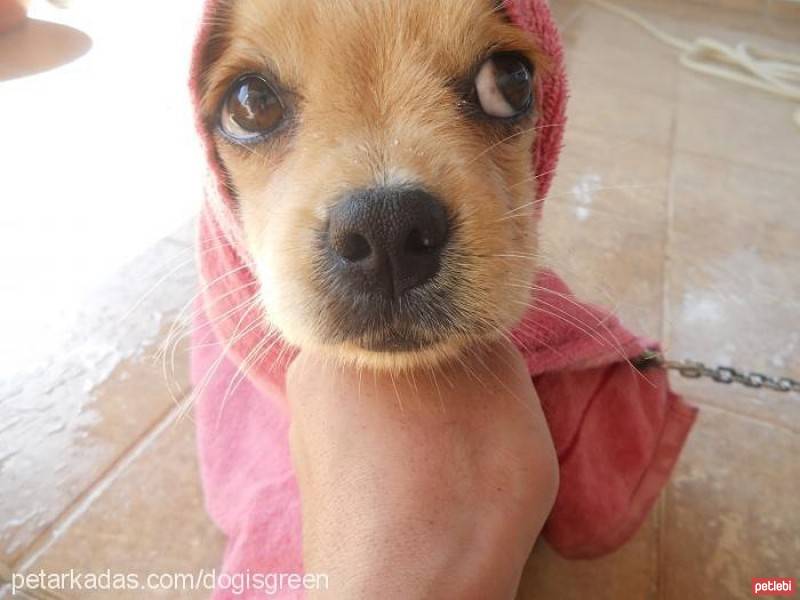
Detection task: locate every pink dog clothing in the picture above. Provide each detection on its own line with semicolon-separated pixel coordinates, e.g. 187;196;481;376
189;1;698;597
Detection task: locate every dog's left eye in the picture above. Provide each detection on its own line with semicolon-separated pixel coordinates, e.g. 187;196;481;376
474;54;533;119
220;75;284;141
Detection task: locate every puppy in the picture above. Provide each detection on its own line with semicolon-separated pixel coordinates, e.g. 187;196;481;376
190;2;700;571
198;0;547;370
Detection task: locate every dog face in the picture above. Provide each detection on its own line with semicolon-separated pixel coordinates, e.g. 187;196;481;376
199;0;545;369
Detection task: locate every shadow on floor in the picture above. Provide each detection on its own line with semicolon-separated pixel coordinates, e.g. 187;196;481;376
0;18;91;81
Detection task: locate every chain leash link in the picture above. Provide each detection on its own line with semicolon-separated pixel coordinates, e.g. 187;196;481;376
636;351;800;394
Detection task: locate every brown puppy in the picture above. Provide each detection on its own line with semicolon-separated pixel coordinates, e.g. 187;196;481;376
198;0;547;370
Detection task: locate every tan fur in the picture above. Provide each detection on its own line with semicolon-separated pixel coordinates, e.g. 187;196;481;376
200;0;546;370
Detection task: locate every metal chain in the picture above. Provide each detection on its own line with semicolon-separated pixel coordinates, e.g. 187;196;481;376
635;351;800;394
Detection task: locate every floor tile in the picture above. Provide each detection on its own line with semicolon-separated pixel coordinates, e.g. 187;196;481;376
665;229;800;430
600;0;797;47
0;237;196;566
540;200;666;341
661;1;800;48
518;504;660;600
562;3;680;100
661;405;800;600
671;151;800;259
550;0;584;29
684;0;766;14
765;0;800;25
11;414;225;600
565;80;677;150
550;126;672;227
2;0;797;596
674;70;799;176
564;0;800;98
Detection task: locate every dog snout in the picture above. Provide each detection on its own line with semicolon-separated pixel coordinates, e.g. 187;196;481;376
326;187;449;299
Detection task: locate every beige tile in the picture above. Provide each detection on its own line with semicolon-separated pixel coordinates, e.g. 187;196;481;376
565;79;677;150
518;504;660;599
766;0;800;25
670;3;800;174
0;237;196;566
652;0;799;47
606;0;793;46
539;125;670;340
674;70;799;176
661;405;800;600
566;0;799;80
761;14;800;45
540;200;666;341
16;414;225;600
665;227;800;430
551;126;672;226
677;14;797;51
549;0;585;29
0;3;794;600
685;0;766;14
671;152;800;258
563;3;680;100
664;1;800;176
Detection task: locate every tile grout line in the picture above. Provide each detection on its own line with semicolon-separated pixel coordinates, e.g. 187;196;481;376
656;73;681;600
675;145;800;181
686;396;799;435
7;388;194;578
669;228;800;262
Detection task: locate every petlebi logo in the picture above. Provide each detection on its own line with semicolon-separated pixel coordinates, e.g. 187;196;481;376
752;578;795;597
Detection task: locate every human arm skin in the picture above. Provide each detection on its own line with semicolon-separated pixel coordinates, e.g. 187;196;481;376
287;340;558;599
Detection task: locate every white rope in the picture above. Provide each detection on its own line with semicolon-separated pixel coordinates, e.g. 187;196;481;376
587;0;800;129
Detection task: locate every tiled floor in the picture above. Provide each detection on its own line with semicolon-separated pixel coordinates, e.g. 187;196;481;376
1;0;798;598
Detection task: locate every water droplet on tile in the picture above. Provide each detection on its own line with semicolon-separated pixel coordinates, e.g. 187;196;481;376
682;291;725;323
571;173;602;206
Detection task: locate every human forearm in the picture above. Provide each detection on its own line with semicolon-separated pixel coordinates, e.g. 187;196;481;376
288;343;558;599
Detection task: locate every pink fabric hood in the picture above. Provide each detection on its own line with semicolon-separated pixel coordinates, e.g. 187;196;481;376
188;1;698;597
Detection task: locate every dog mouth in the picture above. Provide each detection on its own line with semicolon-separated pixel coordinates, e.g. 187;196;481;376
356;331;432;353
317;291;456;354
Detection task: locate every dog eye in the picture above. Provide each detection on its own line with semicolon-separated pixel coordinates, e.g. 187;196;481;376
220;75;284;140
474;54;533;119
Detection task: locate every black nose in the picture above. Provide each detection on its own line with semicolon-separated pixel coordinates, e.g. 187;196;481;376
326;187;449;299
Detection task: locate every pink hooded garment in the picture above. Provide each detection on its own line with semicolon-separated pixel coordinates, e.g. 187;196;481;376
188;0;698;597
